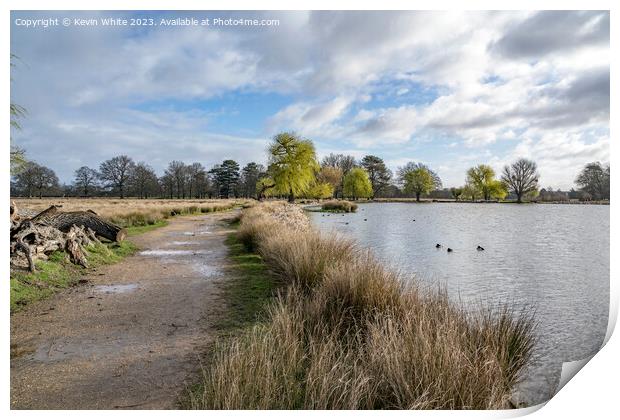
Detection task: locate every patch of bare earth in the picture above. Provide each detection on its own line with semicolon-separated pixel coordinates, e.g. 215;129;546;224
10;212;236;409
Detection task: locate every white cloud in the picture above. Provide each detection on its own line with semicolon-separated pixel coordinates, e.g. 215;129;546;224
10;10;609;190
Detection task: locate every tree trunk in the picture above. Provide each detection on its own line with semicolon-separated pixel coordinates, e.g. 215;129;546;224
28;206;126;242
516;192;522;203
288;189;295;203
416;192;421;202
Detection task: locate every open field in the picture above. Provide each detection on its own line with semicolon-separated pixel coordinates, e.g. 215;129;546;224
12;198;247;228
190;202;535;409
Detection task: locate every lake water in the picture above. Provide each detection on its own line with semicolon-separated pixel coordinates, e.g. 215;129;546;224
309;202;610;406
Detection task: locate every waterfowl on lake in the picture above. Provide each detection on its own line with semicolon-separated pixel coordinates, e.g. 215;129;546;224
435;243;441;248
364;219;367;221
447;248;453;252
477;245;485;251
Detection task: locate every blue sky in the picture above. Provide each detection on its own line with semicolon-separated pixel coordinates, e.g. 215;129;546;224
10;10;609;188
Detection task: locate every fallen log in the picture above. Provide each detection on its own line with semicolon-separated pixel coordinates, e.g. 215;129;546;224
27;206;126;242
10;204;125;272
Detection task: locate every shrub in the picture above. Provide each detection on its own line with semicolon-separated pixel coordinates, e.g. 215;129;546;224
321;200;358;213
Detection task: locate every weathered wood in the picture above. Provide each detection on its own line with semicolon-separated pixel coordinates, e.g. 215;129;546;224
10;205;122;272
28;206;126;242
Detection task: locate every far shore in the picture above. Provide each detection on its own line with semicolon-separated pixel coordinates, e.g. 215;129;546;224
301;197;610;206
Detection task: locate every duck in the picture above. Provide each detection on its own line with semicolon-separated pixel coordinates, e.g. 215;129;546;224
447;248;453;253
364;218;367;221
477;245;485;251
435;243;442;248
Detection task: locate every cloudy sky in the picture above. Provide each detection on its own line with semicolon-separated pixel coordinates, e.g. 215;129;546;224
10;10;609;189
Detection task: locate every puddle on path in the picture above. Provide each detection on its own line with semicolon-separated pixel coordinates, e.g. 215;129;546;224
94;284;139;294
140;249;207;256
193;263;221;277
170;241;192;246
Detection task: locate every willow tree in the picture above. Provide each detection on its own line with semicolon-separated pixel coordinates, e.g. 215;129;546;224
343;167;373;200
397;162;442;202
267;132;319;203
466;164;507;201
11;54;28;175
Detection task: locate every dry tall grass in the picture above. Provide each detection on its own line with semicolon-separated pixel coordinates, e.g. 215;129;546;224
321;200;358;212
12;198;244;228
193;202;535;409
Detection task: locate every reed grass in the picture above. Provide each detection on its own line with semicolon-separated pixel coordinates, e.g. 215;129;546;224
321;200;358;213
192;202;536;409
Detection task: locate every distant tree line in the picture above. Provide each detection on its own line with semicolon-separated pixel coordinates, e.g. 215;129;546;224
10;133;610;203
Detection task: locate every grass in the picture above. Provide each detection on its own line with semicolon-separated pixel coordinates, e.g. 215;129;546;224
10;241;138;313
126;220;169;236
12;198;246;228
321;200;358;213
189;202;536;410
212;231;279;333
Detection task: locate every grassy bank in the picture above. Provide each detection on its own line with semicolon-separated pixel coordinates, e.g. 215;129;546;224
190;202;535;410
10;241;136;313
321;200;358;213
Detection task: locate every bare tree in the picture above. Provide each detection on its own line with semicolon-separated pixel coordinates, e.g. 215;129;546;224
165;161;187;199
99;155;135;199
14;162;59;198
74;166;99;197
131;162;159;199
501;158;540;203
186;162;206;198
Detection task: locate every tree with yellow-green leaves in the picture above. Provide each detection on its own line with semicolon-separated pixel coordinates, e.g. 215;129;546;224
343;167;373;200
466;164;507;201
265;132;320;203
397;162;442;202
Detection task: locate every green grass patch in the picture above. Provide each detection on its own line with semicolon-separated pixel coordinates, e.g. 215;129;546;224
126;220;168;236
10;241;138;313
212;232;278;333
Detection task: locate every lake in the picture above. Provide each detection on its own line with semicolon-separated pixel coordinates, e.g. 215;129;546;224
308;202;610;406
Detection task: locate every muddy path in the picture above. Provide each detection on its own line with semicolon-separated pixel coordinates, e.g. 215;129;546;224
10;211;237;409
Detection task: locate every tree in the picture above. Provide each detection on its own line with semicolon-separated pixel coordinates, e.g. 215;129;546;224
317;166;343;198
397;162;442;202
186;162;207;198
14;162;59;198
361;155;392;198
575;162;610;200
241;162;266;198
343;167;373;200
211;160;241;198
164;161;187;199
461;183;479;202
267;132;319;202
321;153;356;198
501;158;540;203
10;54;29;176
160;173;175;199
74;166;99;197
99;155;135;199
305;181;334;199
131;162;159;199
450;187;463;201
466;164;507;201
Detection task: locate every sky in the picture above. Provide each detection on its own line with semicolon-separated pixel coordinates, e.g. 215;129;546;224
10;10;610;189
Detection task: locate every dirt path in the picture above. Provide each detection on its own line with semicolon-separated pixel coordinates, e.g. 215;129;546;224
10;211;236;409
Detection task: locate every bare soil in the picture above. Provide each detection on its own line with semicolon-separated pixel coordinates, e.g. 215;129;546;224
10;212;236;409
